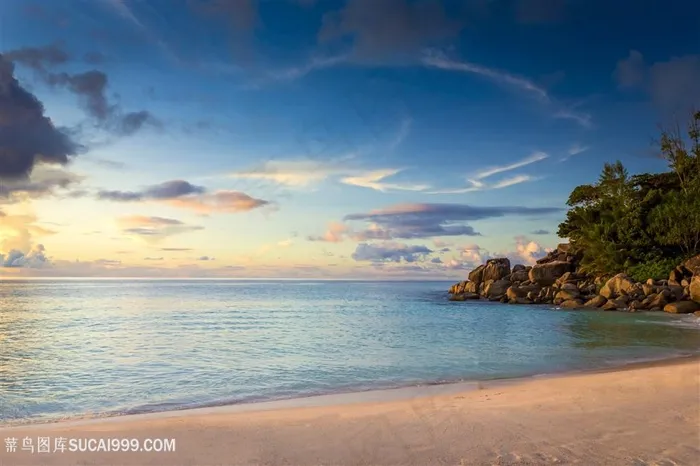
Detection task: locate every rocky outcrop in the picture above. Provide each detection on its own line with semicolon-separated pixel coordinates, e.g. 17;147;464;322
599;274;637;299
447;242;700;314
663;301;700;314
529;261;573;286
482;258;511;282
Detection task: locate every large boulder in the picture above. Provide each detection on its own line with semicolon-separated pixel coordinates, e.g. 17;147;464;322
484;279;511;299
560;299;584;309
468;264;486;284
482;258;511;282
690;276;700;304
599;273;636;299
663;301;700;314
584;295;607;308
669;265;693;284
510;269;529;282
528;261;573;286
684;254;700;275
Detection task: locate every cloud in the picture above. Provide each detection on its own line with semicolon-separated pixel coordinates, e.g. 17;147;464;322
560;143;589;161
388;116;412;151
531;229;550;235
0;244;49;268
197;256;213;261
230;160;347;188
160;248;193;252
507;235;549;265
6;45;160;136
615;50;646;89
430;257;442;264
144;257;164;261
0;213;57;258
426;153;546;194
0;54;80;179
0;168;84;203
614;51;700;112
310;203;562;242
423;51;591;127
319;0;464;59
165;190;270;214
307;222;350;243
117;215;204;241
473;152;549;179
98;180;206;201
231;159;427;192
340;168;430;192
98;180;270;214
351;242;433;263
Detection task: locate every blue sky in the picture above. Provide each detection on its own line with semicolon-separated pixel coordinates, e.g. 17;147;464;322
1;0;699;278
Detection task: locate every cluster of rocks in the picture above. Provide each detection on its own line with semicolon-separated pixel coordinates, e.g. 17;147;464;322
448;244;700;315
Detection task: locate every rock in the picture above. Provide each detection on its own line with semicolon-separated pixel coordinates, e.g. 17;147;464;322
663;301;700;314
527;291;539;301
599;273;636;299
556;272;574;286
512;264;527;273
468;264;486;284
510;297;533;305
584;295;607;308
560;299;584;309
450;292;480;301
464;281;479;294
684;254;700;275
611;296;630;309
690;276;700;304
602;300;619;311
482;258;511;282
510;270;529;282
646;278;656;286
669;265;692;283
668;285;685;301
484;279;510;300
629;300;645;311
560;282;579;292
648;293;668;309
695;310;700;317
642;284;655;296
556;289;581;301
529;261;574;286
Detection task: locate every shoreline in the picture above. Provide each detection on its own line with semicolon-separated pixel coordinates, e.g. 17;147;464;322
3;352;698;431
1;356;698;465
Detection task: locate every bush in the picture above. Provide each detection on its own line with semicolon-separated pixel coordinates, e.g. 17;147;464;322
627;257;679;283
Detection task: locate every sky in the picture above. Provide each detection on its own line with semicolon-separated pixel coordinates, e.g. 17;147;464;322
1;0;699;279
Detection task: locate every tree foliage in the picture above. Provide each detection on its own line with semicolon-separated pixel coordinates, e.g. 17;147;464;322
558;111;700;276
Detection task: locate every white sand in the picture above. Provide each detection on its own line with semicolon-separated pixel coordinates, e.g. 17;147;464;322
1;357;699;465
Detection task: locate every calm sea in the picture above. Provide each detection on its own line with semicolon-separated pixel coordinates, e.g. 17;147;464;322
1;279;699;424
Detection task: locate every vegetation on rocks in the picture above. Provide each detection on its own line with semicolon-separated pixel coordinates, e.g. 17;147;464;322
558;111;700;278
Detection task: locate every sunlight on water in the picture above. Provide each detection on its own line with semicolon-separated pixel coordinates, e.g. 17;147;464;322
1;279;698;424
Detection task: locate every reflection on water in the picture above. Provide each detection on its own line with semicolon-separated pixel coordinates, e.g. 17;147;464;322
1;279;698;423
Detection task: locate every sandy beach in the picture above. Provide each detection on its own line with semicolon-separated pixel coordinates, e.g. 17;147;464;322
1;357;698;466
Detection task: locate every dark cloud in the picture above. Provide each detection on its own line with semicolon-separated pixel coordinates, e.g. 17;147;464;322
6;44;160;136
531;229;550;235
97;180;207;202
0;168;83;202
0;55;81;179
318;0;465;59
197;256;213;261
4;44;70;72
352;242;433;263
614;51;700;113
515;0;567;24
0;244;49;268
342;203;561;240
430;257;443;264
46;70;112;120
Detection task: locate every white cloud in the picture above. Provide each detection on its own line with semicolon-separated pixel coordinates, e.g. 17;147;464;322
561;143;589;161
473;152;548;180
340;169;429;192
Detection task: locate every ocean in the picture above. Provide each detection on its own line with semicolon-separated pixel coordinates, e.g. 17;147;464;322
1;279;698;424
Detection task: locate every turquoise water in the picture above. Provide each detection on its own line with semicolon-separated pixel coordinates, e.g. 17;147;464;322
1;279;698;424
